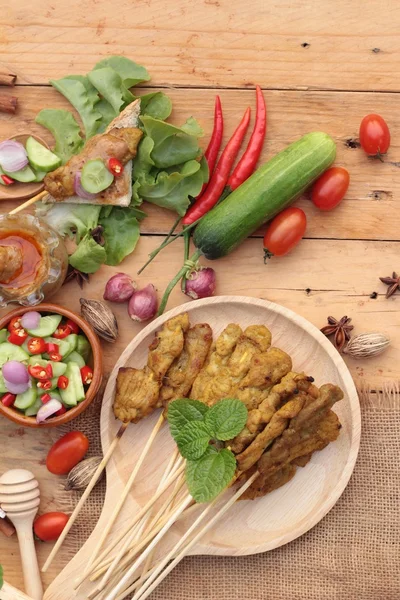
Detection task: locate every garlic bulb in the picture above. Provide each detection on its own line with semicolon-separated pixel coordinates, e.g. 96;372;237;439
344;333;390;359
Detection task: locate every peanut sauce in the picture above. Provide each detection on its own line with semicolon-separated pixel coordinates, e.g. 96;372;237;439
0;230;42;288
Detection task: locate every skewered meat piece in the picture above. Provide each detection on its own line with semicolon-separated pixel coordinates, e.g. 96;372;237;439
147;313;190;382
160;323;213;407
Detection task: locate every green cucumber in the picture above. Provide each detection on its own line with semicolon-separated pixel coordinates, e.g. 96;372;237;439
0;343;29;367
28;357;67;377
60;362;85;406
81;159;113;194
3;165;36;183
193;132;336;260
25;397;42;417
25;136;61;172
0;329;8;343
27;314;62;337
64;334;78;355
49;390;62;402
14;386;38;410
76;335;91;362
64;351;85;368
0;371;7;393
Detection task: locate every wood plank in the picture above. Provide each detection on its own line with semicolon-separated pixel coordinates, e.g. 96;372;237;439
1;0;399;91
0;86;399;240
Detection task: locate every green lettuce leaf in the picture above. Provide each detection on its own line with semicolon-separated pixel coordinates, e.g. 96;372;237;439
68;234;106;273
137;92;172;120
99;207;140;266
50;77;102;139
35;202;101;243
140;115;202;168
181;116;204;137
88;67;134;114
93;56;150;88
35;109;83;164
96;98;118;133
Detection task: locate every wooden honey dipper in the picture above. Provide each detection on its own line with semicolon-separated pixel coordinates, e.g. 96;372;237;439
0;469;43;600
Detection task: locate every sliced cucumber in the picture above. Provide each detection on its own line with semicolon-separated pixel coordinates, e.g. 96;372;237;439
49;389;62;402
0;371;7;393
28;356;44;367
81;159;114;194
27;314;62;338
25;397;42;417
27;357;67;377
64;333;78;356
0;343;29;367
76;335;91;362
26;136;61;172
60;362;85;406
3;165;36;183
32;166;47;182
64;351;85;368
0;329;8;343
49;377;59;390
44;336;70;358
14;385;37;410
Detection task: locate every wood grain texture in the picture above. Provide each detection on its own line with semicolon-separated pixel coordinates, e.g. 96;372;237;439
1;0;399;91
0;86;399;240
43;296;360;600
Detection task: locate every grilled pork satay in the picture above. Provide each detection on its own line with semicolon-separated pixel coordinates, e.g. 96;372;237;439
113;313;190;422
160;323;213;407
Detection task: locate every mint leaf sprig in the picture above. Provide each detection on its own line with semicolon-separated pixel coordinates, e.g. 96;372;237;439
167;398;248;503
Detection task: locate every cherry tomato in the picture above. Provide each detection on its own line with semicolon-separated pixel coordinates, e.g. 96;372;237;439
57;375;69;390
108;158;124;177
40;393;51;404
29;363;53;381
34;512;69;542
263;207;307;259
80;365;93;385
66;319;80;335
1;393;16;407
359;113;390;156
7;316;23;333
46;431;90;475
311;167;350;211
27;337;47;355
8;329;28;346
53;324;72;339
37;379;52;390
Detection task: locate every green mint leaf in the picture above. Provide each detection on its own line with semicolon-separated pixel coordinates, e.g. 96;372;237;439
175;421;211;460
205;398;248;441
186;447;236;503
167;398;208;439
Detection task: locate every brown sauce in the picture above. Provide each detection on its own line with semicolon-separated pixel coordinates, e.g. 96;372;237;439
0;230;42;289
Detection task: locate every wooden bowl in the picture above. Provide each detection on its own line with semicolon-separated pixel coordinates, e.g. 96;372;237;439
0;133;49;202
0;303;103;428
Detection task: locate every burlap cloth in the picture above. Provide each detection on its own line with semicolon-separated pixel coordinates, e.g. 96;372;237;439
58;384;400;600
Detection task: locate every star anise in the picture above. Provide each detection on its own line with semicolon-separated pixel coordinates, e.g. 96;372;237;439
379;272;400;298
64;265;90;289
321;316;354;352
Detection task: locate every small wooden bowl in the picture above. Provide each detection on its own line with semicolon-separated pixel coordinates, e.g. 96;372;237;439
0;303;103;428
0;133;49;202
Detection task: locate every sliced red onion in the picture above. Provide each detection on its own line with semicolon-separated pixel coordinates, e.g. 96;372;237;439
74;171;98;200
128;284;158;322
36;399;63;423
20;311;41;331
4;378;31;395
0;140;29;173
184;267;217;300
104;273;136;303
3;360;29;384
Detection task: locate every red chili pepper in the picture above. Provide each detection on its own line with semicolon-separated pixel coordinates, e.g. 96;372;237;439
41;393;51;404
1;174;15;185
57;375;69;390
28;363;53;381
55;406;67;416
1;393;16;407
27;337;47;355
7;316;23;333
80;365;93;385
8;329;28;346
53;324;72;339
49;352;62;362
37;379;52;390
46;342;59;354
108;158;124;177
227;86;267;190
197;95;224;197
182;107;251;225
66;319;80;335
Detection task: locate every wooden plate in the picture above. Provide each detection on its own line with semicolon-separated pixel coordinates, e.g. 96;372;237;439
0;134;48;201
44;296;360;600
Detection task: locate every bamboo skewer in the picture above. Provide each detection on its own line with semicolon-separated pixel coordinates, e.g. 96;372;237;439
42;421;129;572
83;413;165;576
132;471;260;600
9;191;48;215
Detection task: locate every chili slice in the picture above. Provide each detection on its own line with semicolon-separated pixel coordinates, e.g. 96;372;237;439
7;317;23;333
57;375;69;389
55;406;67;416
66;319;80;335
108;158;124;177
1;393;16;407
27;337;47;355
1;174;15;185
228;85;267;190
8;329;28;346
53;324;72;340
182;107;251;225
80;365;93;385
49;352;62;362
29;364;53;381
37;379;52;390
41;393;51;404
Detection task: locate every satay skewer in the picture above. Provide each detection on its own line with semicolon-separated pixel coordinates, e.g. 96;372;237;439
9;191;48;215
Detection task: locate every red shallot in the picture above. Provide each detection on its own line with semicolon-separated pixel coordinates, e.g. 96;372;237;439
128;284;158;322
104;273;136;303
184;267;216;300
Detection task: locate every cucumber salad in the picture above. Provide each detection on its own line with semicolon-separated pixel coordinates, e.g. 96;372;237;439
0;137;61;186
0;311;93;422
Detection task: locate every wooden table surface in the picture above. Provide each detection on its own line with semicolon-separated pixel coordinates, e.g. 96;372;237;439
1;0;399;594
